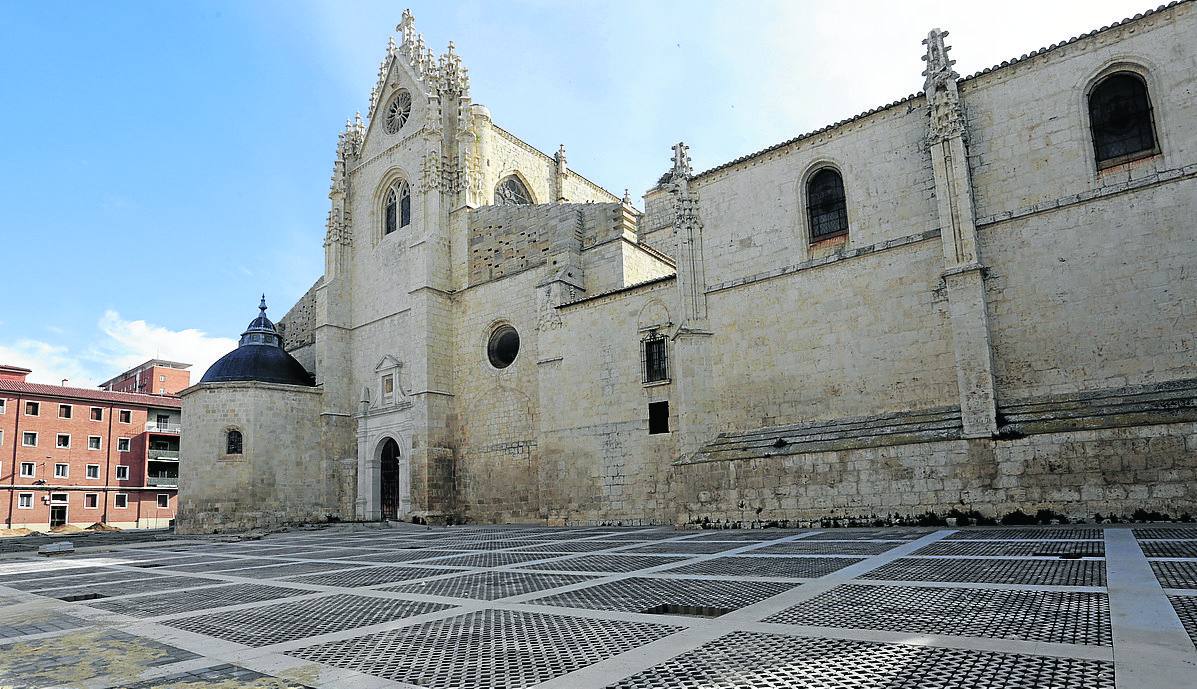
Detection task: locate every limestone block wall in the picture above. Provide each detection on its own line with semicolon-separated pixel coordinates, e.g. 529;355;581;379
279;277;322;352
177;382;332;533
483;122;618;206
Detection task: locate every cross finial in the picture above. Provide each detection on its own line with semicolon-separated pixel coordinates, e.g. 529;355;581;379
397;9;414;35
259;294;267;313
671;141;692;179
622;188;633;205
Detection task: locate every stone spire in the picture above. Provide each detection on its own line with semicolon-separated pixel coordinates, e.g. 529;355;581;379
554;145;569;202
922;28;964;144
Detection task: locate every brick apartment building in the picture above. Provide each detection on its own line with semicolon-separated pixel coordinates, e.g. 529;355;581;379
0;362;187;531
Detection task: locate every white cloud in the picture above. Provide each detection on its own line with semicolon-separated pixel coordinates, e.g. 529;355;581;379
0;311;236;388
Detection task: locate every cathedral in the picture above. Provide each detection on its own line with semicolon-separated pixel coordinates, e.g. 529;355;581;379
178;3;1197;533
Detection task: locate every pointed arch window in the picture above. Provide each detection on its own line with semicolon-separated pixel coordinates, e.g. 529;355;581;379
226;429;243;455
1089;72;1158;168
495;175;533;205
384;180;411;235
807;168;848;242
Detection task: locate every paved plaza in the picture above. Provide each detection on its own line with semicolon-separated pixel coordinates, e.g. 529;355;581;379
0;524;1195;688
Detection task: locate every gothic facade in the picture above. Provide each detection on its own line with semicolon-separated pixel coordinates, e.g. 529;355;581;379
179;3;1197;532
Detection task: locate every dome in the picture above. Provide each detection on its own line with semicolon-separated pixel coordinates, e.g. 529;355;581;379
200;296;315;387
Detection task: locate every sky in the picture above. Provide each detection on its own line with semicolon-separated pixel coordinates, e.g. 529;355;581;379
0;0;1155;386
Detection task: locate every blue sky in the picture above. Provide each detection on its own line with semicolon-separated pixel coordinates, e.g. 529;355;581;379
0;0;1153;385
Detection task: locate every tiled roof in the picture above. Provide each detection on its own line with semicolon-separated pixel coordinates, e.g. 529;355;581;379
0;379;182;408
694;1;1191;180
557;273;676;308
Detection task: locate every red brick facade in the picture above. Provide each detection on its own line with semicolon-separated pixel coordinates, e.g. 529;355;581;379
0;368;182;531
99;360;192;396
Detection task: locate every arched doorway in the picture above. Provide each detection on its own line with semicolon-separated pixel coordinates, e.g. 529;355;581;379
380;438;401;521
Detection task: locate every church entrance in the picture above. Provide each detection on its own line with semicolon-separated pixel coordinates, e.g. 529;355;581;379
380;438;401;521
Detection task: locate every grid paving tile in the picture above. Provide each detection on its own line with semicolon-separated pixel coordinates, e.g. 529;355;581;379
37;575;219;598
1134;527;1197;540
87;583;310;617
1152;561;1197;589
219;561;358;579
282;565;452;587
381;570;598;600
804;530;933;541
336;548;470;563
1169;595;1197;651
867;557;1106;586
1141;541;1197;558
520;554;688;573
0;628;198;688
529;576;798;613
914;540;1105;557
668;556;864;578
510;540;630;553
158;557;280;573
287;608;683;689
162;593;452;647
764;583;1111;645
417;551;566;568
0;610;90;639
755;540;903;555
606;631;1116;689
620;541;748;554
946;528;1104;540
124;663;316;688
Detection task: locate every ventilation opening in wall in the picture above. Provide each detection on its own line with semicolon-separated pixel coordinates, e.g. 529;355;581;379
640;603;733;618
648;401;670;435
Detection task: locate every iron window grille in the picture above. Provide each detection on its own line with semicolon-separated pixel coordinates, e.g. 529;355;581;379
1089;72;1158;168
226;429;244;455
642;335;669;383
807;168;849;241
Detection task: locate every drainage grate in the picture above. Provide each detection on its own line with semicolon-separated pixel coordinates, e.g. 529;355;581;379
162;593;452;647
606;631;1115;689
381;570;597;600
946;528;1103;540
89;583;309;618
641;603;732;618
1141;541;1197;558
123;663;315;689
668;556;863;579
764;584;1111;645
1168;596;1197;651
867;558;1106;586
915;540;1105;557
520;554;687;573
282;565;451;587
1151;561;1197;589
528;576;797;613
285;608;683;689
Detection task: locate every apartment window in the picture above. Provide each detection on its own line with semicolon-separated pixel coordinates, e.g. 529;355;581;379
807;167;849;241
90;407;103;421
85;493;98;509
56;433;70;449
114;493;128;508
17;493;32;509
159;374;166;382
0;398;6;414
86;464;100;479
24;401;39;416
19;462;34;477
54;463;68;478
648;401;670;435
118;409;131;424
157;494;169;508
0;430;3;446
643;335;669;383
22;431;37;447
226;429;243;455
58;404;72;419
1090;71;1158;167
156;414;170;427
117;438;130;452
87;435;101;450
115;465;129;481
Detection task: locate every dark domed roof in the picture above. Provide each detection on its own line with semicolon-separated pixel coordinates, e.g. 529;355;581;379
200;296;315;387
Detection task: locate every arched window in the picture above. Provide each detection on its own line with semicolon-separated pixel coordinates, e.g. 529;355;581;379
495;175;533;205
384;180;411;235
807;168;848;242
1089;72;1157;167
226;429;243;455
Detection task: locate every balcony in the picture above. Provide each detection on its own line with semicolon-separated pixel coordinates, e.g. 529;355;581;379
147;449;180;460
146;421;182;434
146;475;178;487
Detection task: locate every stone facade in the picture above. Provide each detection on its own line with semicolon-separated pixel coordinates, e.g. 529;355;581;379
201;3;1197;531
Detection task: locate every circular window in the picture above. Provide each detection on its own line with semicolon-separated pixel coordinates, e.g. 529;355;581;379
384;90;412;135
487;325;520;369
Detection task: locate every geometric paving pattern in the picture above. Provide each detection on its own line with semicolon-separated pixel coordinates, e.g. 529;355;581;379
605;631;1117;689
161;593;452;646
0;524;1190;688
763;584;1112;645
866;558;1106;586
286;608;684;689
529;576;799;613
381;570;598;600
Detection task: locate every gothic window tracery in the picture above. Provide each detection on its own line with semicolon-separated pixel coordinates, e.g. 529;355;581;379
807;168;848;242
1089;72;1157;168
384;179;411;235
384;90;412;135
495;175;533;205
